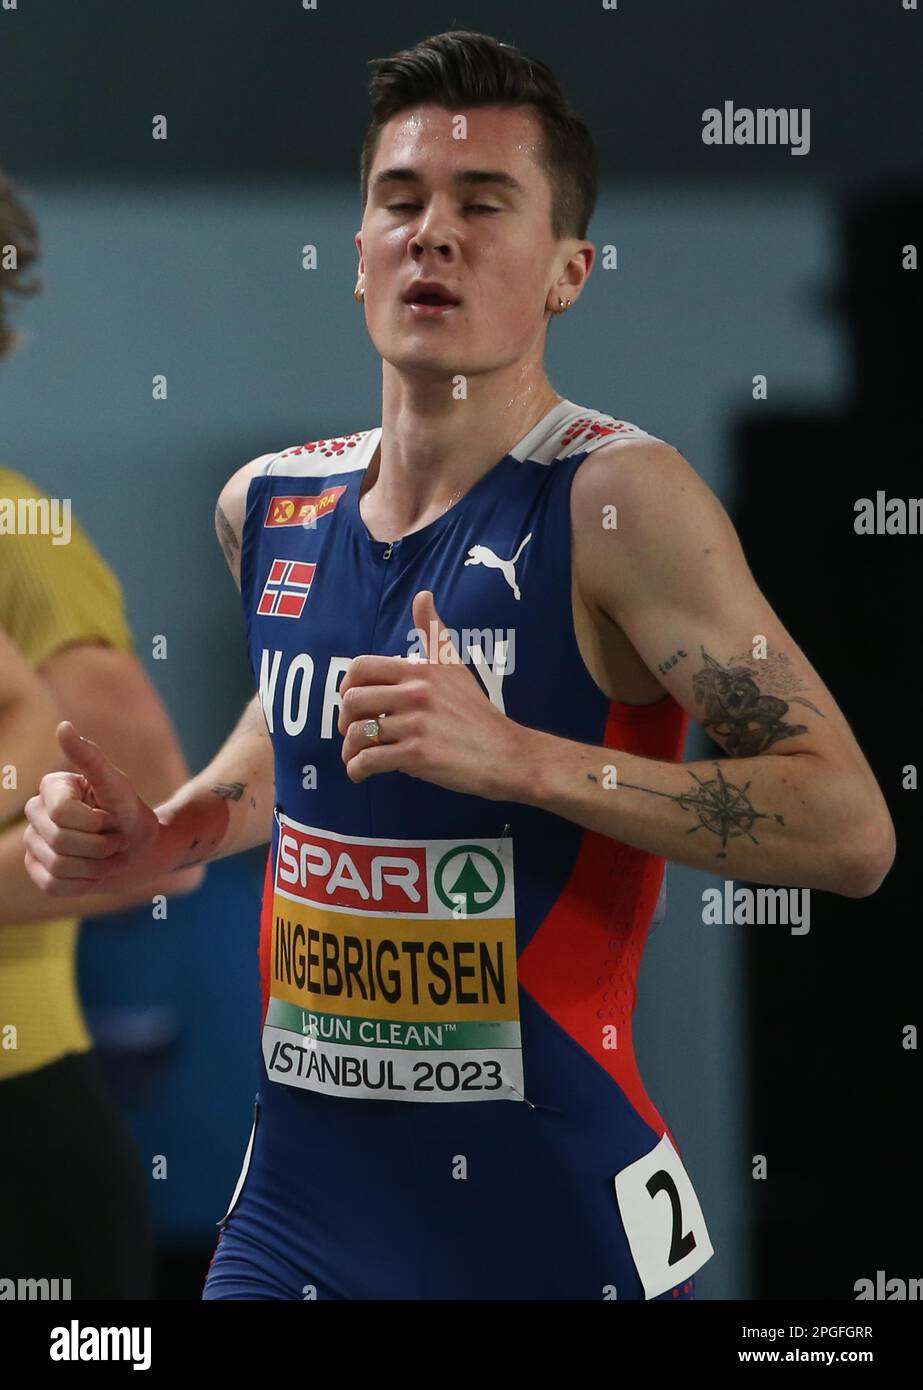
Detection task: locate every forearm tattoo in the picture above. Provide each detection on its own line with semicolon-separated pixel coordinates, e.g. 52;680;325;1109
691;647;822;756
174;783;250;868
618;762;785;857
176;834;211;870
211;782;246;801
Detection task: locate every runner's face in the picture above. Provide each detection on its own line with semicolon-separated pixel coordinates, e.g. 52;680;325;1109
357;105;561;376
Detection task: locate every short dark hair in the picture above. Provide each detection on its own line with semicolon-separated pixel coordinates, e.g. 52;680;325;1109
359;30;599;242
0;169;42;361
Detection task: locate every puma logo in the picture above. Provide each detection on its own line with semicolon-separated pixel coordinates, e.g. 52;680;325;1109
463;533;532;600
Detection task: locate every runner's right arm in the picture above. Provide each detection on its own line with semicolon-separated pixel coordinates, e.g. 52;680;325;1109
22;455;279;897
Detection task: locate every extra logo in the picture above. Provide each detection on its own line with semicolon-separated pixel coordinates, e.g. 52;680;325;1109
264;487;347;528
258;559;316;618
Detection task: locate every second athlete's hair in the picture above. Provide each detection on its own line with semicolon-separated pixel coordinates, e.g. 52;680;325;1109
0;170;42;362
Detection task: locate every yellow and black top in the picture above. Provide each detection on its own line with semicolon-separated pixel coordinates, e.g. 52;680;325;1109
0;467;134;1081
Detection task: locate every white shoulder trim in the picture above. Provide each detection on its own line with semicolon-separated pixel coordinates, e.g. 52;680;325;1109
257;406;664;478
557;404;665;461
263;429;379;478
510;400;666;465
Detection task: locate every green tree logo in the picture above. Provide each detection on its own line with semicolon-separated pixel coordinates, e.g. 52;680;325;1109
434;845;505;916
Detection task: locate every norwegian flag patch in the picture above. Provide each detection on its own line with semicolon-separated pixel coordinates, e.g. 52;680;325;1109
257;559;316;618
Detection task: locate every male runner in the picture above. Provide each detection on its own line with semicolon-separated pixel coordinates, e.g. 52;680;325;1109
23;31;895;1299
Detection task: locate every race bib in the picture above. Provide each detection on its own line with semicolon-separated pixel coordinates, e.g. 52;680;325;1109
262;813;523;1103
614;1131;714;1297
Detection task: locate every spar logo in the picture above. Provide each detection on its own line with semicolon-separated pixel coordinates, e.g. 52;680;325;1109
435;845;504;917
273;819;513;920
277;824;428;912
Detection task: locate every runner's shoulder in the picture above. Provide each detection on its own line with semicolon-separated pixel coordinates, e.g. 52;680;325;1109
216;452;279;541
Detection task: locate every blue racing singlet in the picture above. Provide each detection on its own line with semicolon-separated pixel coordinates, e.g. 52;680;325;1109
204;397;714;1300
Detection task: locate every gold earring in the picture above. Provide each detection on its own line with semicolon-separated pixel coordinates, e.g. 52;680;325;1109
557;297;572;313
354;281;365;303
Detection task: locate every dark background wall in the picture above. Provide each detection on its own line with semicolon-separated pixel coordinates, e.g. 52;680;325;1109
1;0;919;1300
4;0;918;190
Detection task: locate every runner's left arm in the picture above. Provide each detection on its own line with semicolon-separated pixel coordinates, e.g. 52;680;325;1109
507;439;895;898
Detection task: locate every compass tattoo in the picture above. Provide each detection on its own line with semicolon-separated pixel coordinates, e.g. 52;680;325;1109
691;647;823;756
619;762;784;857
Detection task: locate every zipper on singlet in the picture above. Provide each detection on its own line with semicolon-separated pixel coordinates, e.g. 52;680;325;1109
382;541;394;560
